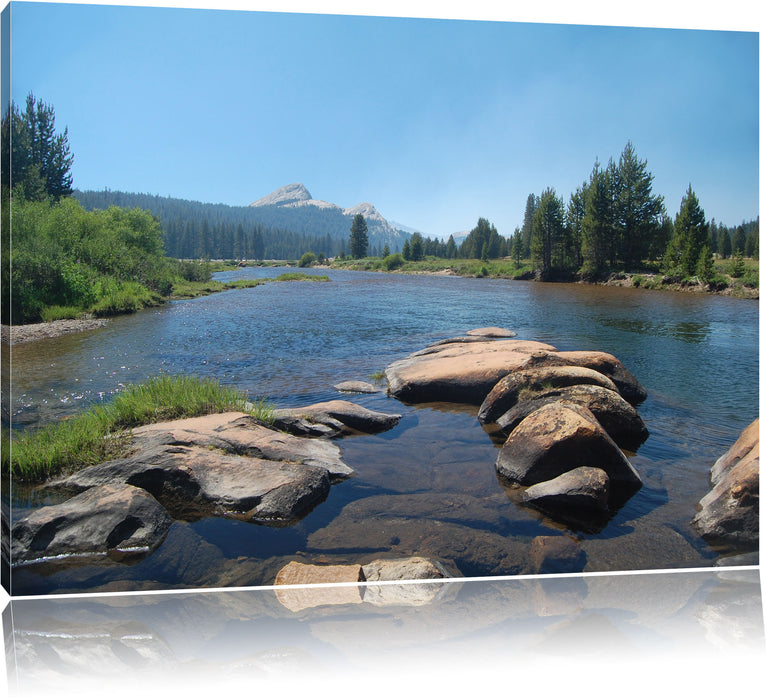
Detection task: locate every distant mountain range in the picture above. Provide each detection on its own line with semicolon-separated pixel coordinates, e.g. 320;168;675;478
75;184;421;259
248;183;415;251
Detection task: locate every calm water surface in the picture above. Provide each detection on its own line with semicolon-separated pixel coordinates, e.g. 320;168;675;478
7;268;759;593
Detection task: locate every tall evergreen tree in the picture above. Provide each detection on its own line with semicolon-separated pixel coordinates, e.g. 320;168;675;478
664;184;709;277
1;93;74;200
614;141;664;268
731;226;747;255
530;187;566;279
580;160;616;276
349;213;369;259
511;227;523;265
520;194;537;258
445;234;458;259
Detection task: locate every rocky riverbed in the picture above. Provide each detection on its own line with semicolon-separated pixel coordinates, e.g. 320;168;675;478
9;326;759;588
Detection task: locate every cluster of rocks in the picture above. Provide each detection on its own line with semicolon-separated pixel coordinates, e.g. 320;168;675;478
385;327;649;529
11;400;400;568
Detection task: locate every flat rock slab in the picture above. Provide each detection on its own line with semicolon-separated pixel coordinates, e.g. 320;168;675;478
273;400;401;437
11;484;172;566
496;403;642;489
385;337;558;404
274;562;366;612
334;380;381;394
51;412;354;526
693;418;759;551
131;412;353;479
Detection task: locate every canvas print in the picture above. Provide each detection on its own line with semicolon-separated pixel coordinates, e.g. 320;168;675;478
0;1;759;597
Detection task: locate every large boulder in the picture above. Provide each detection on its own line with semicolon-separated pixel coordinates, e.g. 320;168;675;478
51;412;353;525
383;332;647;407
692;419;759;551
272;400;401;437
492;384;649;451
495;403;642;490
385;336;558;404
478;365;619;423
11;484;172;565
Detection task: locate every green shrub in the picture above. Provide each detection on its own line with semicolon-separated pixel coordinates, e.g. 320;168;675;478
298;251;317;268
382;253;405;271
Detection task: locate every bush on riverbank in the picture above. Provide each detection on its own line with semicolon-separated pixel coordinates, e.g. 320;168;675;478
5;197;178;324
3;374;275;482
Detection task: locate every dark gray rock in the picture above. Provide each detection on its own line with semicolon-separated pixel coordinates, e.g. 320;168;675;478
334;380;381;394
523;466;610;512
11;484;172;565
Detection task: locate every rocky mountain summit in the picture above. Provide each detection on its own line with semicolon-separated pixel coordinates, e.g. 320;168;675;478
249;183;412;252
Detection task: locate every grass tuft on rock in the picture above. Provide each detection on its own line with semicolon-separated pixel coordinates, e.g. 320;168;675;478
3;374;275;482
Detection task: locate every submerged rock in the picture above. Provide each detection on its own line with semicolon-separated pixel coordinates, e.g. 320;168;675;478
495;403;642;490
272;399;401;437
11;484;172;566
333;380;381;394
692;418;759;552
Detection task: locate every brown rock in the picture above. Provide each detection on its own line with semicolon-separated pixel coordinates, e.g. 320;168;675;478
385;338;558;404
527;535;586;574
693;419;759;551
495;384;649;451
274;562;365;611
478;365;619;424
333;380;381;394
495;403;642;489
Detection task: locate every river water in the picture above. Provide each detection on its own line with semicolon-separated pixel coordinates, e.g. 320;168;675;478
7;268;759;593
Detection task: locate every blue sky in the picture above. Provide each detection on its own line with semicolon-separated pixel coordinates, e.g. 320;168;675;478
7;1;761;238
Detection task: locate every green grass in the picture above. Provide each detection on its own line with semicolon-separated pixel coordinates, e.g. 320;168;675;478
3;374;275;483
274;272;330;282
40;305;86;322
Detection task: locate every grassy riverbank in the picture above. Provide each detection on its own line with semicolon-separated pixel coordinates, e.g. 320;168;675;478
3;374;275;482
329;255;759;298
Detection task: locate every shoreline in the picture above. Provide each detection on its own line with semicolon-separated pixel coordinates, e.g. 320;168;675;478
1;318;110;345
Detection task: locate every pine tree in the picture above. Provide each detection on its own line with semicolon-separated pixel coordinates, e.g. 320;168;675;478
580;161;616;276
665;184;708;278
614;141;664;268
349;214;369;259
1;93;74;201
530;187;566;279
511;227;523;265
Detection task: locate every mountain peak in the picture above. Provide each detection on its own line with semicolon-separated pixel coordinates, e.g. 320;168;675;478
343;202;384;222
250;183;312;207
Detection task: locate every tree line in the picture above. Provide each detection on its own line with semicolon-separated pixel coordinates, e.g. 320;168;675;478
375;141;757;283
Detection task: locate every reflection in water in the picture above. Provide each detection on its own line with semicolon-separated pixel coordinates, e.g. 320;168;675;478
2;568;765;698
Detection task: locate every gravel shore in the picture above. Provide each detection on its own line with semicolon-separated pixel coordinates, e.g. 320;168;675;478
1;318;110;345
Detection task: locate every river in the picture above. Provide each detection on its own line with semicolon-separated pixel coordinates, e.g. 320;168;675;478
7;267;759;593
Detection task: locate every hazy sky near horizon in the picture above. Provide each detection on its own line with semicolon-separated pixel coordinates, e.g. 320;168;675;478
8;1;760;238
